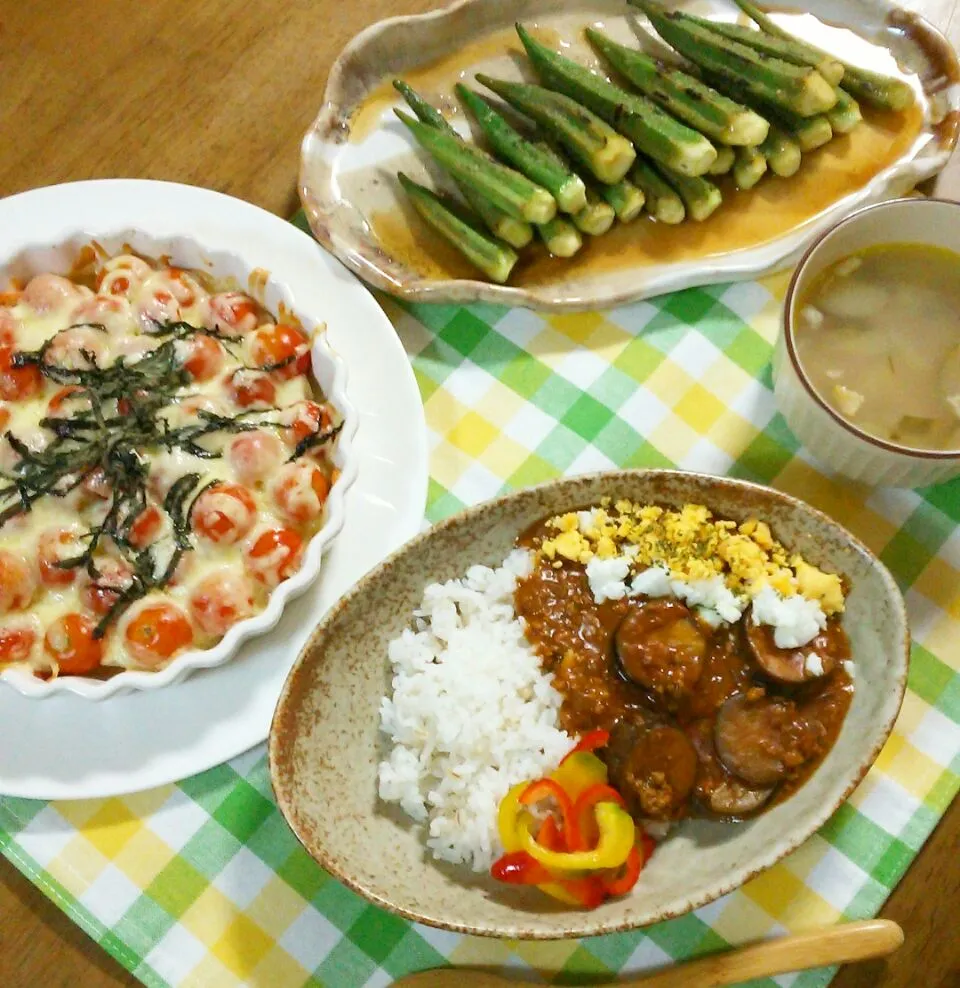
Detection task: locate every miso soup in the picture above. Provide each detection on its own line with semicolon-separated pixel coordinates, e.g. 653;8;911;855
795;244;960;451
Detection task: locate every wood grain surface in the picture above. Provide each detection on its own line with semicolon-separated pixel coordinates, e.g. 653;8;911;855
0;1;958;986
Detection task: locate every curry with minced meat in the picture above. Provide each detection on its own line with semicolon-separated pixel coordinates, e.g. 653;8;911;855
516;518;853;823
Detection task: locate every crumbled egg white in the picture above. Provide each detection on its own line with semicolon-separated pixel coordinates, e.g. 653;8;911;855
804;652;825;677
540;500;846;649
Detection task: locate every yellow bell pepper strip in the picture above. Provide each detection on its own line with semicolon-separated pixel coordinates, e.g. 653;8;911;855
518;777;580;850
519;799;636;873
535;816;606;908
491;820;606;908
574;782;627;849
491;734;658;909
549;750;608;801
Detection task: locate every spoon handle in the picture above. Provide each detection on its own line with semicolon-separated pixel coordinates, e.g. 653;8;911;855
632;919;904;988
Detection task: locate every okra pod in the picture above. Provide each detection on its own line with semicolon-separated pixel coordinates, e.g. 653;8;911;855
395;110;557;223
827;89;863;134
758;125;802;177
683;12;844;86
455;84;587;213
572;188;616;235
398;172;518;283
393;81;535;249
516;23;718;176
596;177;646;222
733;145;769;190
630;160;686;224
657;164;723;221
536;216;583;257
632;0;838;118
476;74;636;184
586;28;769;147
708;145;736;175
735;0;915;110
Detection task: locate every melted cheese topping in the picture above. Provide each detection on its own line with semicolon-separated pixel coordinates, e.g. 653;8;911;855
0;254;339;679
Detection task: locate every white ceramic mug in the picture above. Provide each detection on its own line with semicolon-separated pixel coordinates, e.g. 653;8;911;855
774;197;960;488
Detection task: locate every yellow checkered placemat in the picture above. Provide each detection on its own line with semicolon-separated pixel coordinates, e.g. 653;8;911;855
0;268;957;987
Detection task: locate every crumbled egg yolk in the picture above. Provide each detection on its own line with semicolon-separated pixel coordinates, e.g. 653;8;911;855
539;499;844;615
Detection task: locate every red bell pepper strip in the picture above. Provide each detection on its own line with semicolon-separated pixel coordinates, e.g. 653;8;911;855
490;851;553;886
638;831;656;866
535;814;566;852
573;783;627;850
560;729;610;764
602;844;642;897
520;777;581;852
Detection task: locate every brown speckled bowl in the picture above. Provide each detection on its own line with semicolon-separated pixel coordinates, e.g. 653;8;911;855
269;470;909;939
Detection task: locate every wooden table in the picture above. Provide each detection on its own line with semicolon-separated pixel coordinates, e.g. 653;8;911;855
1;2;958;986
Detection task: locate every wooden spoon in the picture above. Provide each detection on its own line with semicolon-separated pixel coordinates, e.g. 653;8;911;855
393;919;903;988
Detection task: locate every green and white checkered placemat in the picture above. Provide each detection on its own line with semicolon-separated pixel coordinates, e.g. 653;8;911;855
1;238;958;987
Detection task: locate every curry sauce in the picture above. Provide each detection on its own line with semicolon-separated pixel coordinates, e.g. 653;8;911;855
516;515;854;823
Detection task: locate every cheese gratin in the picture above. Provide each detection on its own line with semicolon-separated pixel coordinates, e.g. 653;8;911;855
0;250;340;679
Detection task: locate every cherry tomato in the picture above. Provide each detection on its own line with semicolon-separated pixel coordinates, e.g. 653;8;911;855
227;369;276;409
124;602;194;667
70;294;132;333
189;569;257;636
44;613;103;675
245;528;304;588
94;255;151;291
81;467;112;501
209;292;260;336
0;344;42;401
163;267;199;307
287;400;334;445
0;549;36;612
82;558;134;615
136;289;180;332
226;430;286;486
128;504;163;549
191;483;257;544
250;323;310;379
271;462;331;523
0;625;36;664
182;334;224;381
22;273;85;313
38;528;84;586
43;326;108;371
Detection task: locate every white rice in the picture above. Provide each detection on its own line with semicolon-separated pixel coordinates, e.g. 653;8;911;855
377;549;572;872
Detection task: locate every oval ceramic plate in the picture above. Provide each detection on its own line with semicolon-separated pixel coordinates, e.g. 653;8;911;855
269;470;909;939
300;0;959;312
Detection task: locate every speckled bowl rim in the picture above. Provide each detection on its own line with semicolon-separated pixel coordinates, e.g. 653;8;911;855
268;469;910;939
783;195;960;460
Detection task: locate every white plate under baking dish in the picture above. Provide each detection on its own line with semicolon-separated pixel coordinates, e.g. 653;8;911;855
0;180;427;798
299;0;960;311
